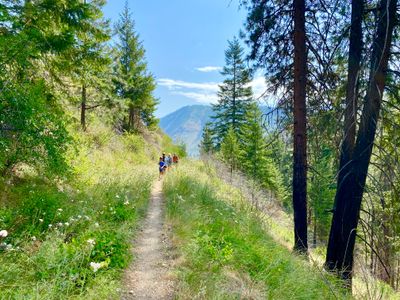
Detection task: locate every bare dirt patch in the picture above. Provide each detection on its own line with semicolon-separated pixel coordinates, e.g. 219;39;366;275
122;180;175;300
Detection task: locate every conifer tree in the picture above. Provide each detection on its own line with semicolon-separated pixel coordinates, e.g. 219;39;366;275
200;122;214;155
240;103;276;189
67;0;111;131
113;2;158;131
211;37;253;147
220;127;242;176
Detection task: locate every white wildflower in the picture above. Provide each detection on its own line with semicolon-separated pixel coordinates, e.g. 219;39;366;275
94;222;100;227
90;262;103;272
31;236;37;241
38;219;44;223
116;194;120;199
48;224;53;228
77;215;82;219
57;208;63;212
64;222;70;227
124;200;129;205
87;239;95;246
84;216;90;221
57;222;63;227
0;230;8;238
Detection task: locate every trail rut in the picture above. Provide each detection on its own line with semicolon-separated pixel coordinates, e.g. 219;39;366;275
122;179;174;300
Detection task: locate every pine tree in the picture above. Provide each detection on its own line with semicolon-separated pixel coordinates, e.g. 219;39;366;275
211;37;253;147
200;122;214;155
240;104;276;190
113;2;157;131
67;0;111;131
220;127;242;176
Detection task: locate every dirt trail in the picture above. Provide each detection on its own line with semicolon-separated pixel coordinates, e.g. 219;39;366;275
122;179;174;300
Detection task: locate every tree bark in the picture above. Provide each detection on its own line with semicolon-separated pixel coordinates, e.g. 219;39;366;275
128;106;134;131
325;0;397;288
292;0;308;254
81;84;87;131
337;0;364;189
326;0;364;272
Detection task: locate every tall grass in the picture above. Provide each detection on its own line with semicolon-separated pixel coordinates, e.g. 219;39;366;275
0;123;157;299
164;161;349;299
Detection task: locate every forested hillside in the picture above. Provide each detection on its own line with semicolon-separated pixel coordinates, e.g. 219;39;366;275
0;1;182;298
160;105;213;156
200;0;400;296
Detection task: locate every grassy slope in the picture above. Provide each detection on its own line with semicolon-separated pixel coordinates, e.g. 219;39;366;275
0;119;177;299
164;160;349;299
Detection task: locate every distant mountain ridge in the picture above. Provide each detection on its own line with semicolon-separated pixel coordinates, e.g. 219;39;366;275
160;105;213;156
159;104;276;156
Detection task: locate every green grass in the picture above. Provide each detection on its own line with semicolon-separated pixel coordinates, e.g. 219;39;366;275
164;161;350;299
0;122;158;299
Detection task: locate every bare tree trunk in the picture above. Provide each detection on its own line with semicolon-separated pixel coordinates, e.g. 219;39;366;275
292;0;308;254
325;0;397;288
81;84;87;131
337;0;364;189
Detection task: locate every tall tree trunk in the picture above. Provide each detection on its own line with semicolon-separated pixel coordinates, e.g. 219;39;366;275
326;0;364;271
81;84;87;131
325;0;397;288
338;0;364;187
292;0;308;254
128;106;134;131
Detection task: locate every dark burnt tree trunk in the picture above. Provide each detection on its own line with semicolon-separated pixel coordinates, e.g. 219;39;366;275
337;0;364;187
292;0;308;254
325;0;397;288
81;84;87;131
326;0;364;272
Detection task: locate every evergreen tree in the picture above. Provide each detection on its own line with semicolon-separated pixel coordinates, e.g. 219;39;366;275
113;2;158;131
240;104;276;190
200;122;214;155
0;0;96;175
211;37;253;147
67;0;111;131
220;127;242;176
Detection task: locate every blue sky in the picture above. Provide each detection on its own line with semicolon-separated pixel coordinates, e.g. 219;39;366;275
103;0;267;118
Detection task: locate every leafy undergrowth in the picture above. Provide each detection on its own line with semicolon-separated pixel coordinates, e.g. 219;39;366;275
164;161;349;299
0;122;161;299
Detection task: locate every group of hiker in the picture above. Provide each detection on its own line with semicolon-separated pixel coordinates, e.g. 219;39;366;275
158;152;179;179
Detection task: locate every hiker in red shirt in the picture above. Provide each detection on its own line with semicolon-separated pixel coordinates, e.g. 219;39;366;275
172;153;179;165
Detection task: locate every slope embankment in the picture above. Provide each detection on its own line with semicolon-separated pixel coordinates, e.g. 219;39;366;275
163;160;349;299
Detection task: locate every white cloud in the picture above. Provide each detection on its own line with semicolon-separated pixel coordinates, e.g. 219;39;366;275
174;92;219;104
157;75;273;105
158;78;220;104
195;66;222;73
250;76;268;99
158;78;219;92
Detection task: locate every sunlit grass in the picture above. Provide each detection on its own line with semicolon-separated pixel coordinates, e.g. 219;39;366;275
164;160;349;299
0;122;157;299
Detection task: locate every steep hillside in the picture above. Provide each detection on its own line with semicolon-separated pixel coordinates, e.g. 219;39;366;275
0;118;181;299
160;105;213;156
160;105;277;156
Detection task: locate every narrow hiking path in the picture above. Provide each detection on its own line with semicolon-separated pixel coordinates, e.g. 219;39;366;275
122;179;174;300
